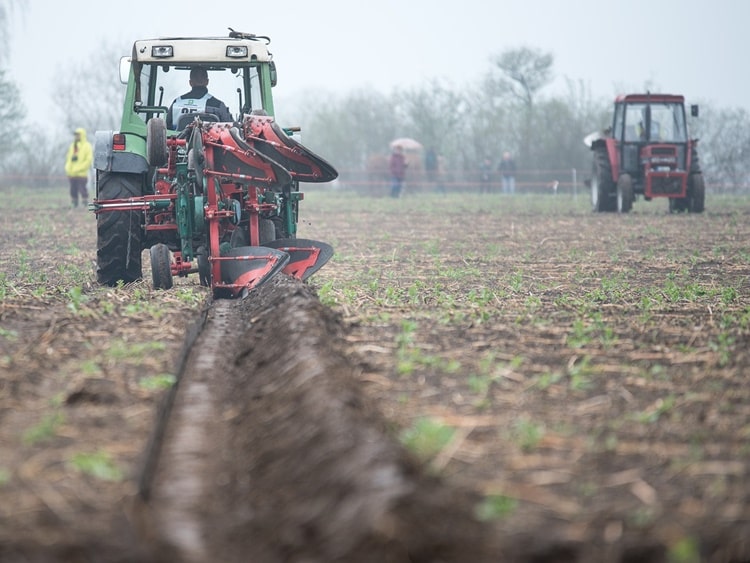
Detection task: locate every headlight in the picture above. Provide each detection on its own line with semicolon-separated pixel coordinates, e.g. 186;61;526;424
226;46;248;58
151;46;173;58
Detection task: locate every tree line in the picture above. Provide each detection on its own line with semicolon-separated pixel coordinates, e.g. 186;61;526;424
0;29;748;192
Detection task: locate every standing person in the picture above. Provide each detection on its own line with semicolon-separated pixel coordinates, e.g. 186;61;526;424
64;128;93;208
498;151;517;195
167;67;233;130
389;144;408;198
479;156;493;194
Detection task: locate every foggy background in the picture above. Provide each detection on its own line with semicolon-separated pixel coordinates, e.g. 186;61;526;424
1;0;749;192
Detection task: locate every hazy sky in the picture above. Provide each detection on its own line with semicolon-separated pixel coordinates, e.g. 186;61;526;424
7;0;749;121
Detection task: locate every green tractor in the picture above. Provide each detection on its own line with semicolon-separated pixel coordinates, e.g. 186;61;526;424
91;30;337;297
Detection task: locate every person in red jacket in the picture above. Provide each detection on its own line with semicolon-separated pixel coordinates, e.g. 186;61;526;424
389;144;408;198
64;128;93;208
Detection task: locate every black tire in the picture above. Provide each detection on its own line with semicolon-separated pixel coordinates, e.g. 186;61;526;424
230;225;249;248
259;218;276;244
96;172;143;286
688;172;705;213
591;148;616;212
230;218;276;246
188;129;205;190
147;118;168;167
669;197;689;214
196;246;210;287
150;243;173;290
616;174;633;213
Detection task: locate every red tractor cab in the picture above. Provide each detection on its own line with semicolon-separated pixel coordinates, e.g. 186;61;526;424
586;93;704;213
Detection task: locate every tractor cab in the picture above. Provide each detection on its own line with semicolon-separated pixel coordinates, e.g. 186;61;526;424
587;93;704;214
612;95;691;194
119;34;277;135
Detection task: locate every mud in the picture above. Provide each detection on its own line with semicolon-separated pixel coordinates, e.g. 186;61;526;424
140;277;498;563
3;190;750;563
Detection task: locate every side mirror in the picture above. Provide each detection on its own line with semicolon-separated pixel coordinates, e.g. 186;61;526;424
690;104;699;117
269;61;277;87
119;56;131;84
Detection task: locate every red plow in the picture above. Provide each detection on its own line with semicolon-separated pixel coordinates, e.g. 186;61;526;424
92;113;337;297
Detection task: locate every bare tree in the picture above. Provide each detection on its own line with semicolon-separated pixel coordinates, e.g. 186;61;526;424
0;69;26;175
491;47;554;108
52;41;128;135
691;106;750;191
395;79;468;172
303;88;398;181
0;0;27;63
490;47;554;167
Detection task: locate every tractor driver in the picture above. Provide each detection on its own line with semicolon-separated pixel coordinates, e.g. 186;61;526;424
167;67;233;130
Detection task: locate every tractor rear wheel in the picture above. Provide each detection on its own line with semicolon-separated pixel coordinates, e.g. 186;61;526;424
616;174;633;213
688;172;705;213
150;243;173;290
96;172;143;286
591;148;616;212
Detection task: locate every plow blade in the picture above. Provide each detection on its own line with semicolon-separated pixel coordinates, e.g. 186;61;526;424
219;246;290;296
264;239;333;281
243;115;338;184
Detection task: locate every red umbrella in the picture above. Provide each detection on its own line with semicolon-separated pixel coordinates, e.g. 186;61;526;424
389;138;423;151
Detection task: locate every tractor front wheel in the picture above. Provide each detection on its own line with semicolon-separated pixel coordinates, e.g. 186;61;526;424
146;118;168;167
150;243;173;290
688;172;705;213
616;174;633;213
96;172;143;286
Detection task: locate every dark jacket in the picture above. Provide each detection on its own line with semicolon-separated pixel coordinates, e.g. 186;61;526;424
498;157;516;177
167;86;233;129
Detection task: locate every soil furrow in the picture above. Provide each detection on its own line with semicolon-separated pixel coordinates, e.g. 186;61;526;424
137;276;498;562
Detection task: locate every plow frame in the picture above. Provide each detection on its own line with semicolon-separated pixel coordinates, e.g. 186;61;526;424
92;116;336;297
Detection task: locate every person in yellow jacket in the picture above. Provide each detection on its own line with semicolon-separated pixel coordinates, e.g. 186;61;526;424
64;128;93;208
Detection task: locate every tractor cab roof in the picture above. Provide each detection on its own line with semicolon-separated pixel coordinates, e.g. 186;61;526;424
131;32;273;65
616;93;685;104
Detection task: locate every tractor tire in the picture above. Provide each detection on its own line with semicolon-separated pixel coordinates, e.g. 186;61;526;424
146;118;168;167
230;219;276;246
669;197;689;214
150;243;173;290
591;148;616;213
196;246;210;287
616;174;634;214
688;172;705;213
187;130;205;192
96;172;143;286
259;218;276;244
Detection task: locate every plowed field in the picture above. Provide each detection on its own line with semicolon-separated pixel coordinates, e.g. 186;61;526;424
1;186;749;562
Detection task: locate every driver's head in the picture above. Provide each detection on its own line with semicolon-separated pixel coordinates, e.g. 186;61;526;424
189;68;209;87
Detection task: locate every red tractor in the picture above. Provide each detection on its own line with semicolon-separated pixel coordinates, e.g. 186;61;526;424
586;93;704;213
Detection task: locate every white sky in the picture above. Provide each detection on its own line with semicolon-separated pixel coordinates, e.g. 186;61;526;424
7;0;749;120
